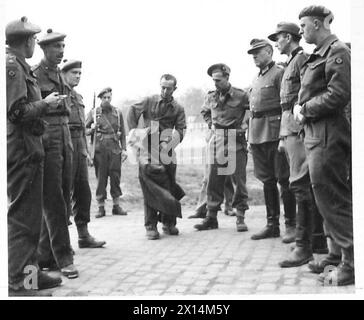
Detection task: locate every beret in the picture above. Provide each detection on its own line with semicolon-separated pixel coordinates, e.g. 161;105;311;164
98;87;112;98
247;39;272;54
268;22;301;41
37;28;66;45
207;63;231;77
5;16;41;40
298;5;333;20
61;59;82;72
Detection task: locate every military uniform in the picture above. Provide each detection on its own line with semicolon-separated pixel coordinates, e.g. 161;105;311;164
7;47;48;287
33;35;74;270
85;103;126;208
298;34;352;261
6;17;62;291
127;94;186;235
247;47;296;238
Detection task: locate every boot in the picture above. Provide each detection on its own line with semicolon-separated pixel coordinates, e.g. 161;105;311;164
95;206;105;218
112;205;127;216
318;262;355;286
279;246;313;268
188;204;207;219
308;253;342;274
162;224;179;235
146;225;160;240
9;271;62;293
251;184;280;240
60;264;79;279
236;211;248;232
282;225;296;244
77;224;106;248
194;216;218;231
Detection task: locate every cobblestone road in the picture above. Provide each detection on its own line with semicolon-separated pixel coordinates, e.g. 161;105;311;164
32;205;355;297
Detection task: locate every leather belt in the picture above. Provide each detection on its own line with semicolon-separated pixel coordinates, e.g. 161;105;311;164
251;107;282;118
43;115;69;126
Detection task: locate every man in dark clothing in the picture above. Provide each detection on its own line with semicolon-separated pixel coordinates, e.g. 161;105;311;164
246;39;297;241
33;28;78;279
85;87;128;218
6;16;62;293
127;74;186;240
61;59;106;248
295;5;353;286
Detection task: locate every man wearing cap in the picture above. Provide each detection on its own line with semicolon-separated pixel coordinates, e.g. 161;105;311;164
247;39;297;241
268;22;328;267
86;87;128;218
194;64;250;232
127;74;186;240
295;5;353;285
33;29;78;279
6;16;62;292
61;60;106;248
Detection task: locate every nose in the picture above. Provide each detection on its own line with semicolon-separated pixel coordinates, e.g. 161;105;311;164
299;28;303;36
275;42;278;48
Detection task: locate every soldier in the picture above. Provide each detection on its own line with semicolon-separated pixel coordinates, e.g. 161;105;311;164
33;29;78;279
247;39;297;241
127;74;186;240
85;87;128;218
61;59;106;248
194;64;250;232
294;6;353;285
267;22;328;268
6;17;62;292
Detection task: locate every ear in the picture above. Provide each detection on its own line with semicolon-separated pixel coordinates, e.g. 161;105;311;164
313;19;321;30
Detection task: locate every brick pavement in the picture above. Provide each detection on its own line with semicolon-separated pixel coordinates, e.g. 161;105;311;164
33;205;354;297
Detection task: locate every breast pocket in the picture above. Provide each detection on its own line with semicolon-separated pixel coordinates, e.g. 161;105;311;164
261;85;278;105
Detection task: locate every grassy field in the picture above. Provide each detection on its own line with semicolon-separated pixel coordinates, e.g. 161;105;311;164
88;153;264;212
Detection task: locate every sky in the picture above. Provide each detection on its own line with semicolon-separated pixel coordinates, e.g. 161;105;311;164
1;0;364;298
2;0;352;110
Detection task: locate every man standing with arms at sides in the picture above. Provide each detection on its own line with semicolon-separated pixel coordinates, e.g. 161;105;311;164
295;6;353;285
194;64;250;232
247;39;297;241
86;87;128;218
268;22;328;268
61;59;106;248
127;74;186;240
6;17;62;293
33;29;78;279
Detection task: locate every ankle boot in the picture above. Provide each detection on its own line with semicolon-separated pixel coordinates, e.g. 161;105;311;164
112;205;127;215
96;206;105;218
279;246;313;268
77;224;106;248
194;215;218;231
236;210;248;232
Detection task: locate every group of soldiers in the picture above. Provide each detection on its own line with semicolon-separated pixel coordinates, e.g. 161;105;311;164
6;3;353;295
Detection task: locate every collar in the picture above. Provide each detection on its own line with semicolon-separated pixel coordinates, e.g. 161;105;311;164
6;47;31;74
287;46;303;65
259;61;275;76
314;34;338;57
158;95;175;105
40;58;59;72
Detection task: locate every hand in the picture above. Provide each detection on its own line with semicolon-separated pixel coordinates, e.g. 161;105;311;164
205;129;213;143
86;153;94;166
121;150;128;163
160;141;168;151
277;139;286;153
44;92;62;109
247;143;252;153
293;104;304;123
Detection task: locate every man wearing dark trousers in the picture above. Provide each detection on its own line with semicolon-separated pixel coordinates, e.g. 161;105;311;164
6;17;62;293
195;64;250;233
33;29;78;279
247;39;297;241
61;59;106;248
268;22;328;267
295;5;353;285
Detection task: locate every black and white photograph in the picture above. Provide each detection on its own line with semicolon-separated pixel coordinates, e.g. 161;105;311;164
1;0;363;302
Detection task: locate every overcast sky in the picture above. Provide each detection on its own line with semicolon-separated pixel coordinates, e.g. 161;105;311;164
3;0;352;110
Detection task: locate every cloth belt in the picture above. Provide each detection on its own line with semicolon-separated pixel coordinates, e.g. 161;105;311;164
98;133;116;139
280;103;293;111
250;107;282;118
43;115;69;126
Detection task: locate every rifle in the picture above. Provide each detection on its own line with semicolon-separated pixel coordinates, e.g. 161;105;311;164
90;91;97;161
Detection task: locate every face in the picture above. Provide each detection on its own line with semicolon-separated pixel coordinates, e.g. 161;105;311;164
42;40;65;65
251;47;272;68
299;17;316;44
275;33;289;55
160;78;176;100
63;68;81;88
25;34;37;58
101;92;112;105
212;73;230;92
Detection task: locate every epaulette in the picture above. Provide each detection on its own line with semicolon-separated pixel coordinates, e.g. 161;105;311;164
31;63;41;72
207;90;216;94
276;64;285;69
